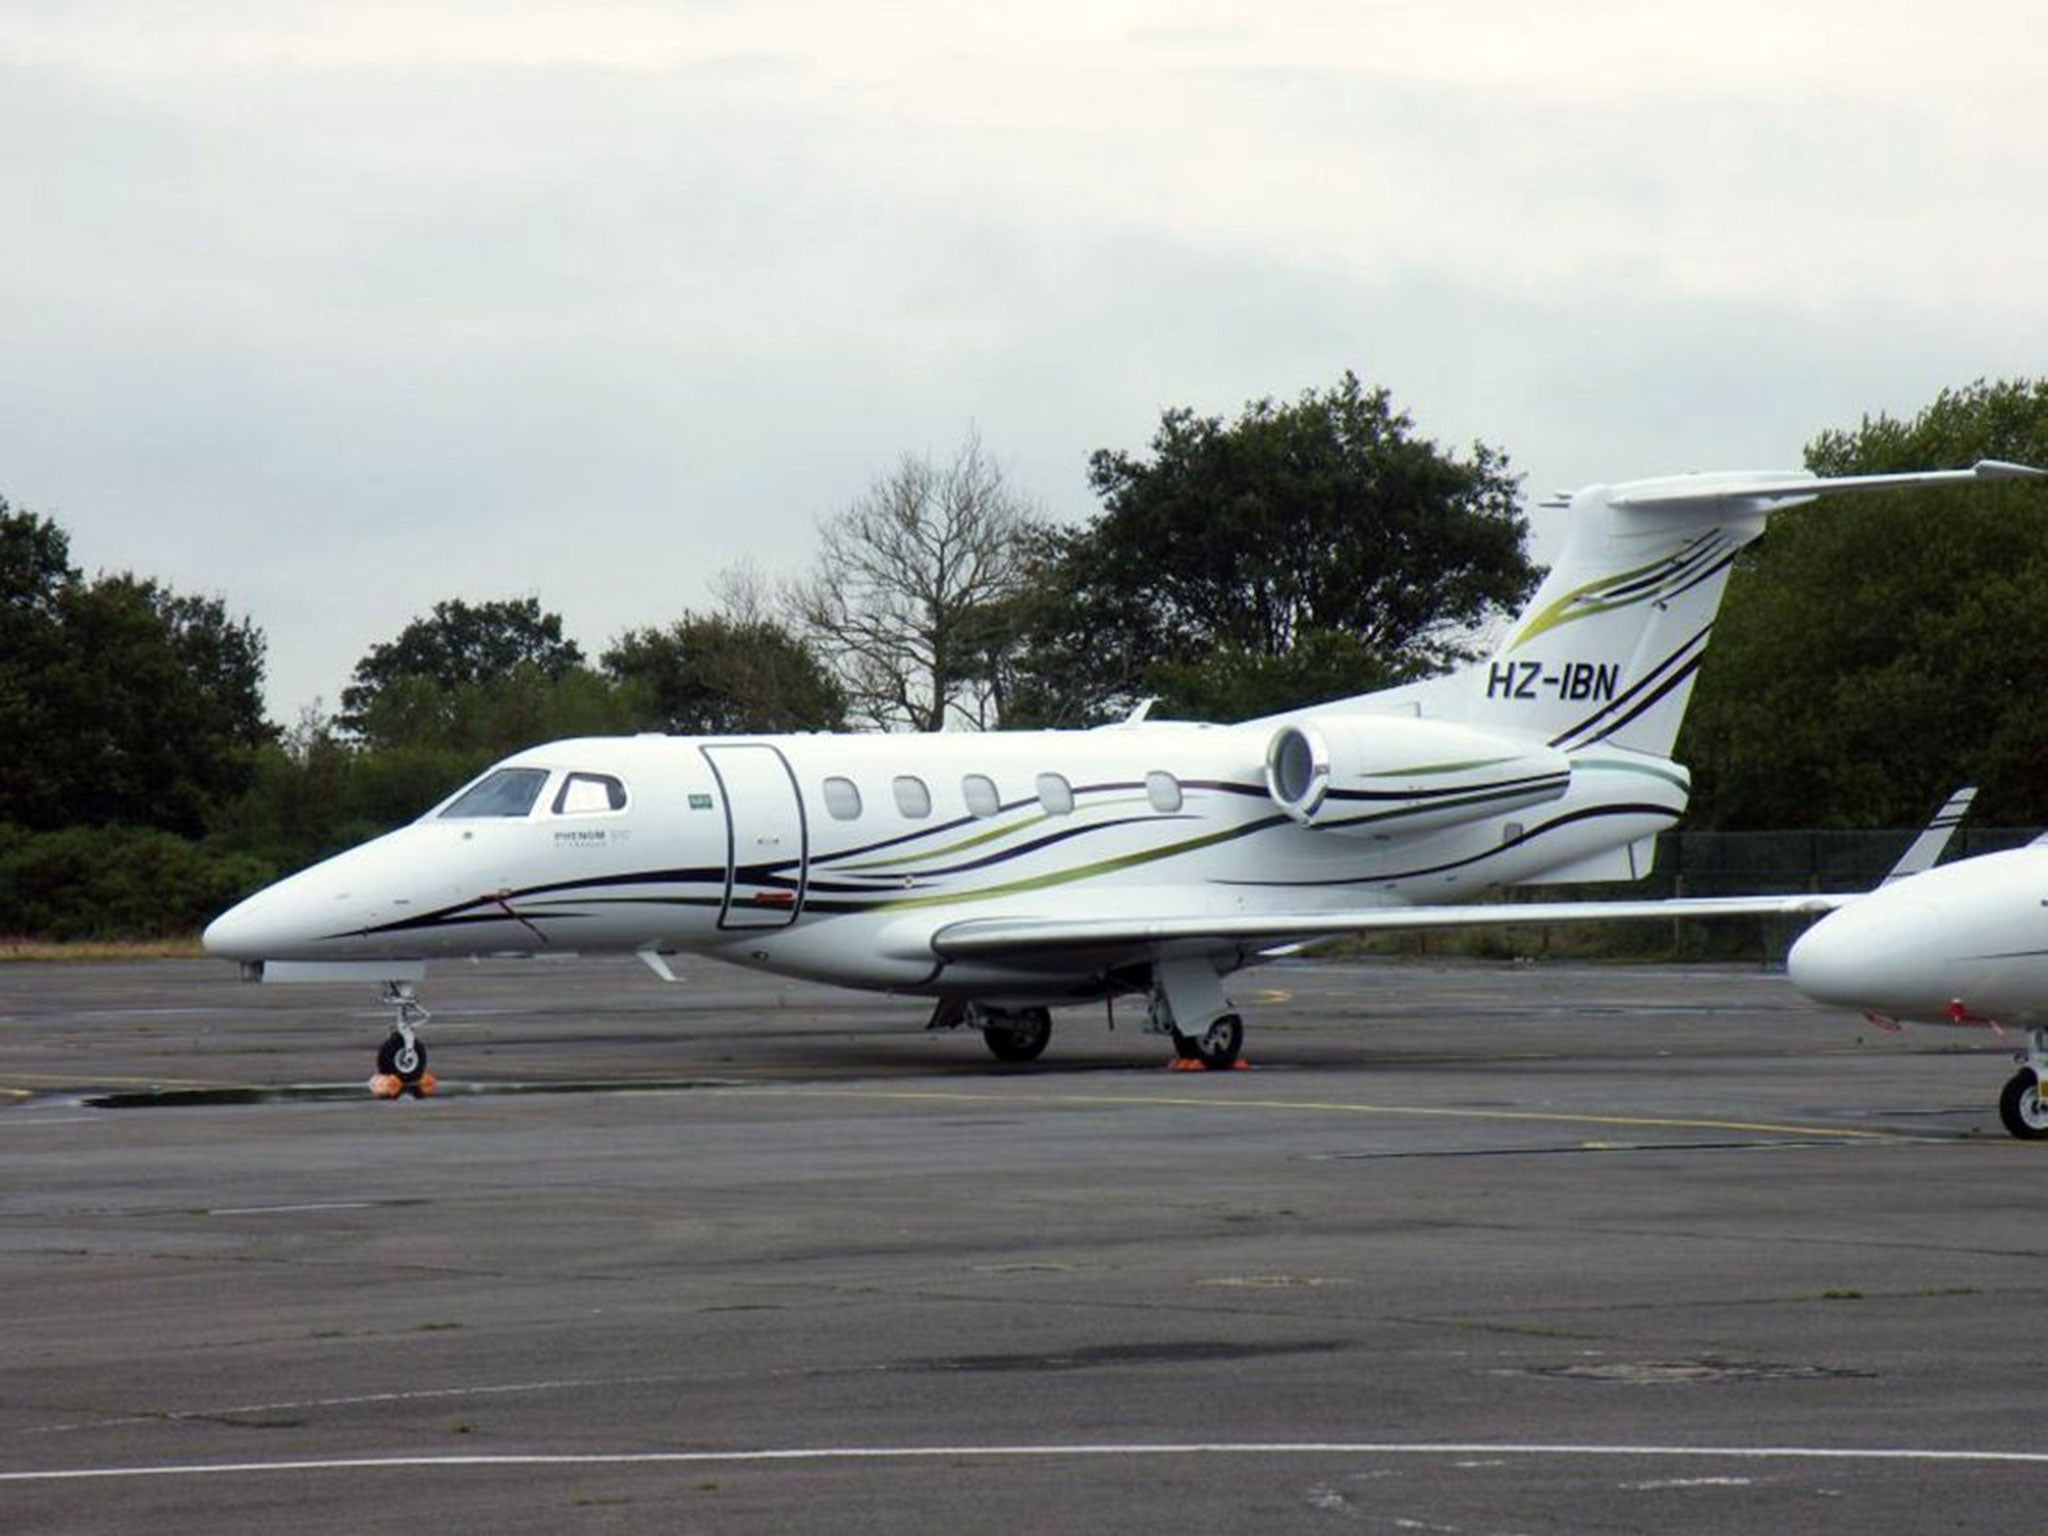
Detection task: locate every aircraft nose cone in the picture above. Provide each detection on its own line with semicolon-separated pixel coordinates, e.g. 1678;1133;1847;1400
1785;914;1871;1008
1787;897;1945;1017
204;875;344;962
202;891;283;962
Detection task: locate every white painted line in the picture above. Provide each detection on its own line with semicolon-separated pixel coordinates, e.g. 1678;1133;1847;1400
207;1202;380;1216
7;1442;2048;1484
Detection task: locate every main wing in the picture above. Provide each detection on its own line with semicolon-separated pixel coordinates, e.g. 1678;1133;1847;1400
922;784;1981;968
927;892;1851;965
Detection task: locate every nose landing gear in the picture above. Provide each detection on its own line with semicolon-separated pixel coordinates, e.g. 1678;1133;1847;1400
1999;1030;2048;1139
370;982;437;1099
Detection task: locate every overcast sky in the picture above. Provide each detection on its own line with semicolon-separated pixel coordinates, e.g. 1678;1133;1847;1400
5;1;2044;721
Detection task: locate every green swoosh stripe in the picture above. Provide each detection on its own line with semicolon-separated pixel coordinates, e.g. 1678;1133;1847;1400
878;814;1289;912
834;795;1153;873
1571;757;1691;792
1509;554;1680;648
1362;756;1517;778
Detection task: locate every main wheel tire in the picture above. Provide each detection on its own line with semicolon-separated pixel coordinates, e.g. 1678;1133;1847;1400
1999;1069;2048;1139
983;1008;1052;1064
376;1031;429;1085
1191;1013;1243;1070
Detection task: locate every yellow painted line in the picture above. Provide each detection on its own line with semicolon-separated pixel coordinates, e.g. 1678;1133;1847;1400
729;1084;1900;1142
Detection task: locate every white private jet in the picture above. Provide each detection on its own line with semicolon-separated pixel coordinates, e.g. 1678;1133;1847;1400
1788;795;2048;1139
205;459;2043;1091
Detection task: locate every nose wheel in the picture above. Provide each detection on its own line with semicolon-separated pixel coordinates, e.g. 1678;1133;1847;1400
376;1029;429;1082
371;982;436;1098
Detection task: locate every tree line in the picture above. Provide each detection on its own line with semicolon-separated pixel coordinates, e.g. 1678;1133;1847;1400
5;374;2048;939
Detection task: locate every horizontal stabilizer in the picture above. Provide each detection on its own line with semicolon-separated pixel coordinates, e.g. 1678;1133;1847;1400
1609;459;2045;514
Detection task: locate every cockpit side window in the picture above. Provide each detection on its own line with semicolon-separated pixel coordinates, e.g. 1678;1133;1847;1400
441;767;551;819
553;772;628;815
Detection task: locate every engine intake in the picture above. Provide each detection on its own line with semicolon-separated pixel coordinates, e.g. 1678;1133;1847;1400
1265;715;1571;835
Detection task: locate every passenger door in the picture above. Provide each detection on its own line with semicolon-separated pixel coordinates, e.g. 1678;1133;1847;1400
700;744;807;930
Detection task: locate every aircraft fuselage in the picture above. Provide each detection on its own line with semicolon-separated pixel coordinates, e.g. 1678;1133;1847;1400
205;723;1682;1003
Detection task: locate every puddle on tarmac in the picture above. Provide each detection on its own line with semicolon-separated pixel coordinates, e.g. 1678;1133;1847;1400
81;1078;748;1109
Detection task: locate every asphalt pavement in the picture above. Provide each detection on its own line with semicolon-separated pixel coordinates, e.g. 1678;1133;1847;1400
2;954;2042;1533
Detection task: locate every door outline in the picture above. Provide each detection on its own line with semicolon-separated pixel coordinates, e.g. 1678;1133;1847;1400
700;743;808;931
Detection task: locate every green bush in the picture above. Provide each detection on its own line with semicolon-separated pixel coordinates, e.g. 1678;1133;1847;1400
0;824;275;940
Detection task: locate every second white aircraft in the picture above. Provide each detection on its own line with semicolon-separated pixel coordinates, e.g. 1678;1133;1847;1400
1790;804;2048;1139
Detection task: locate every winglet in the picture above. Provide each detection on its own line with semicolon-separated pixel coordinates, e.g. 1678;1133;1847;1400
1882;786;1977;886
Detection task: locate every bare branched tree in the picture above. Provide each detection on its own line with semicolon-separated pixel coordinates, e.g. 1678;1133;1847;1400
787;430;1042;731
710;556;776;628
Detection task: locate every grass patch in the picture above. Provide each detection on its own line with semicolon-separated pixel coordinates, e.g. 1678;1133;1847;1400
0;936;205;962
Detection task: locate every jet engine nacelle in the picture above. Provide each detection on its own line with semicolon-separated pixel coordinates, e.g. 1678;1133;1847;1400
1264;715;1572;835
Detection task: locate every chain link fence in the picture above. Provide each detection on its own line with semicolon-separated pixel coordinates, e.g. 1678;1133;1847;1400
1396;825;2042;963
1654;825;2038;898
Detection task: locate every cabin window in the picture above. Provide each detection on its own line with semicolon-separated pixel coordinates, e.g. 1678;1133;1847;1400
440;767;550;819
553;772;628;815
893;775;933;818
823;776;863;820
962;774;1000;818
1145;771;1183;813
1036;772;1074;815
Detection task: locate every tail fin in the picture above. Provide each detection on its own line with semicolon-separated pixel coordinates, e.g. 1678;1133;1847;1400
1374;460;2042;755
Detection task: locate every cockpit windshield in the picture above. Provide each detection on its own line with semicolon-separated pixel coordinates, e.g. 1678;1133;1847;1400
440;766;550;819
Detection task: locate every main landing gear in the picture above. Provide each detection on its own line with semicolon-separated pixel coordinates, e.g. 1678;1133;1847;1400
1999;1030;2048;1140
982;1007;1054;1063
928;958;1248;1071
1148;958;1245;1071
929;1001;1054;1064
371;981;437;1099
1170;1012;1245;1071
